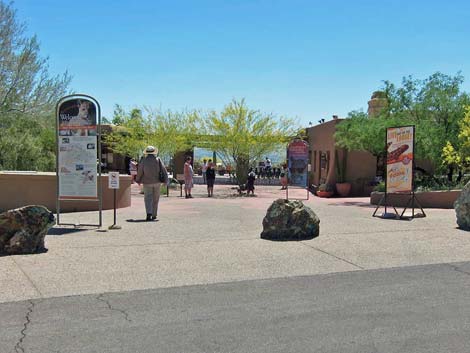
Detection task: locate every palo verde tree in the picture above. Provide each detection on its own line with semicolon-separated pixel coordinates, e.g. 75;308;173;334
0;1;71;171
104;105;201;162
201;99;298;185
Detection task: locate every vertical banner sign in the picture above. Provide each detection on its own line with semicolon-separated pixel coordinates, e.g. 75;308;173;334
287;139;309;187
386;126;414;193
57;96;99;199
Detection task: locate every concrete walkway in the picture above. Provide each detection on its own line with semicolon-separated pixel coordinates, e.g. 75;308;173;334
1;184;468;303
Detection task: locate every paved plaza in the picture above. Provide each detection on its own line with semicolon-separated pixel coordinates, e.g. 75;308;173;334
1;184;469;304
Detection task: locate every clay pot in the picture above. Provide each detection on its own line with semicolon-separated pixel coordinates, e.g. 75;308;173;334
336;182;352;197
316;191;334;198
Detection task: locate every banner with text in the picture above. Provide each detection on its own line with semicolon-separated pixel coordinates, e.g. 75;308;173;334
287;139;309;187
57;97;98;199
386;126;414;193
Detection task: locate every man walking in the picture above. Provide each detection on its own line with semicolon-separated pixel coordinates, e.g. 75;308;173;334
136;146;168;221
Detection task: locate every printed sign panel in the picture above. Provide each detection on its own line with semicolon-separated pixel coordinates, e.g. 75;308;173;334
287;139;309;187
108;172;120;189
57;97;98;199
386;126;414;193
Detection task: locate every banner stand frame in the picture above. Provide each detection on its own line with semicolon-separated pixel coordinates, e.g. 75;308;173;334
285;185;310;201
372;193;400;219
372;125;426;220
400;191;426;219
55;94;102;228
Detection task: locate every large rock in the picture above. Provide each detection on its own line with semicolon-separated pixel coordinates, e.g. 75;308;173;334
0;205;55;255
261;199;320;240
455;182;470;230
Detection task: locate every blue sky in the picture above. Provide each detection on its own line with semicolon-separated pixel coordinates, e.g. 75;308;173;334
15;0;470;126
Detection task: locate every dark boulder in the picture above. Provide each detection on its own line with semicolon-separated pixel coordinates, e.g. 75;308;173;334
0;205;55;255
261;199;320;241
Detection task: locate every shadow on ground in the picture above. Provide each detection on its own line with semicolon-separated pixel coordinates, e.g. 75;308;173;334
328;201;375;208
48;227;90;236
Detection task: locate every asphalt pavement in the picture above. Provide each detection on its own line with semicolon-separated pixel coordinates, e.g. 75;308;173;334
1;262;470;353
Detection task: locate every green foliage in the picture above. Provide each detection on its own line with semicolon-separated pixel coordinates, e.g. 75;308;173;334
0;1;70;171
335;149;347;183
335;110;409;157
441;106;470;172
104;106;201;161
335;72;470;177
374;181;386;192
201;99;298;185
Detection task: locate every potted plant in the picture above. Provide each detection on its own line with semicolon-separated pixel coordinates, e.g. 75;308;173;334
317;183;334;198
335;149;351;197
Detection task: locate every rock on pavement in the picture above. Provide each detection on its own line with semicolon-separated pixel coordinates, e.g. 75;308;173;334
0;205;55;255
261;199;320;241
455;182;470;231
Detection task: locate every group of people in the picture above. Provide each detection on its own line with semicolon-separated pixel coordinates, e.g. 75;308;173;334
134;149;219;221
134;148;289;221
188;158;216;198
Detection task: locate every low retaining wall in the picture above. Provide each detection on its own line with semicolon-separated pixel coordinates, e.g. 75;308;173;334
0;172;131;213
370;190;461;209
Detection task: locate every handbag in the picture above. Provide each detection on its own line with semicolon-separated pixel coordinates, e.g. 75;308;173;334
158;158;166;183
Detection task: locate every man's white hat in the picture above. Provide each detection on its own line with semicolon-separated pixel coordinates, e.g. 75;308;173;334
144;146;158;155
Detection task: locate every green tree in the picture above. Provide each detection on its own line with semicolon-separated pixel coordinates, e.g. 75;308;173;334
335;72;470;178
442;106;470;179
0;1;71;171
104;106;200;162
202;99;298;185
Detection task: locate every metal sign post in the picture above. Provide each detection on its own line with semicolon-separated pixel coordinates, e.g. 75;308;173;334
56;94;102;228
108;172;121;230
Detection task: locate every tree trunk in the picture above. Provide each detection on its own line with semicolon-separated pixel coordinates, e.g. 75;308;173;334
235;155;249;186
447;166;454;182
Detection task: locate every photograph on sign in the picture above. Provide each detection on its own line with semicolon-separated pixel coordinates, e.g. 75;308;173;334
386;126;414;193
287;140;309;188
57;98;98;199
58;99;97;130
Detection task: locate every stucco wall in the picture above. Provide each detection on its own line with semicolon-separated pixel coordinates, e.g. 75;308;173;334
0;172;131;212
370;190;461;209
307;120;377;196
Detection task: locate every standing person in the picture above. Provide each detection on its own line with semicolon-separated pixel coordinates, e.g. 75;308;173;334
265;157;272;179
129;158;138;184
280;164;288;190
136;146;168;221
206;159;216;197
184;156;194;198
201;159;208;184
246;167;256;196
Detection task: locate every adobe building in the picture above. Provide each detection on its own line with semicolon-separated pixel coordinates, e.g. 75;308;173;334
306;91;436;196
306;118;377;196
306;92;389;196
